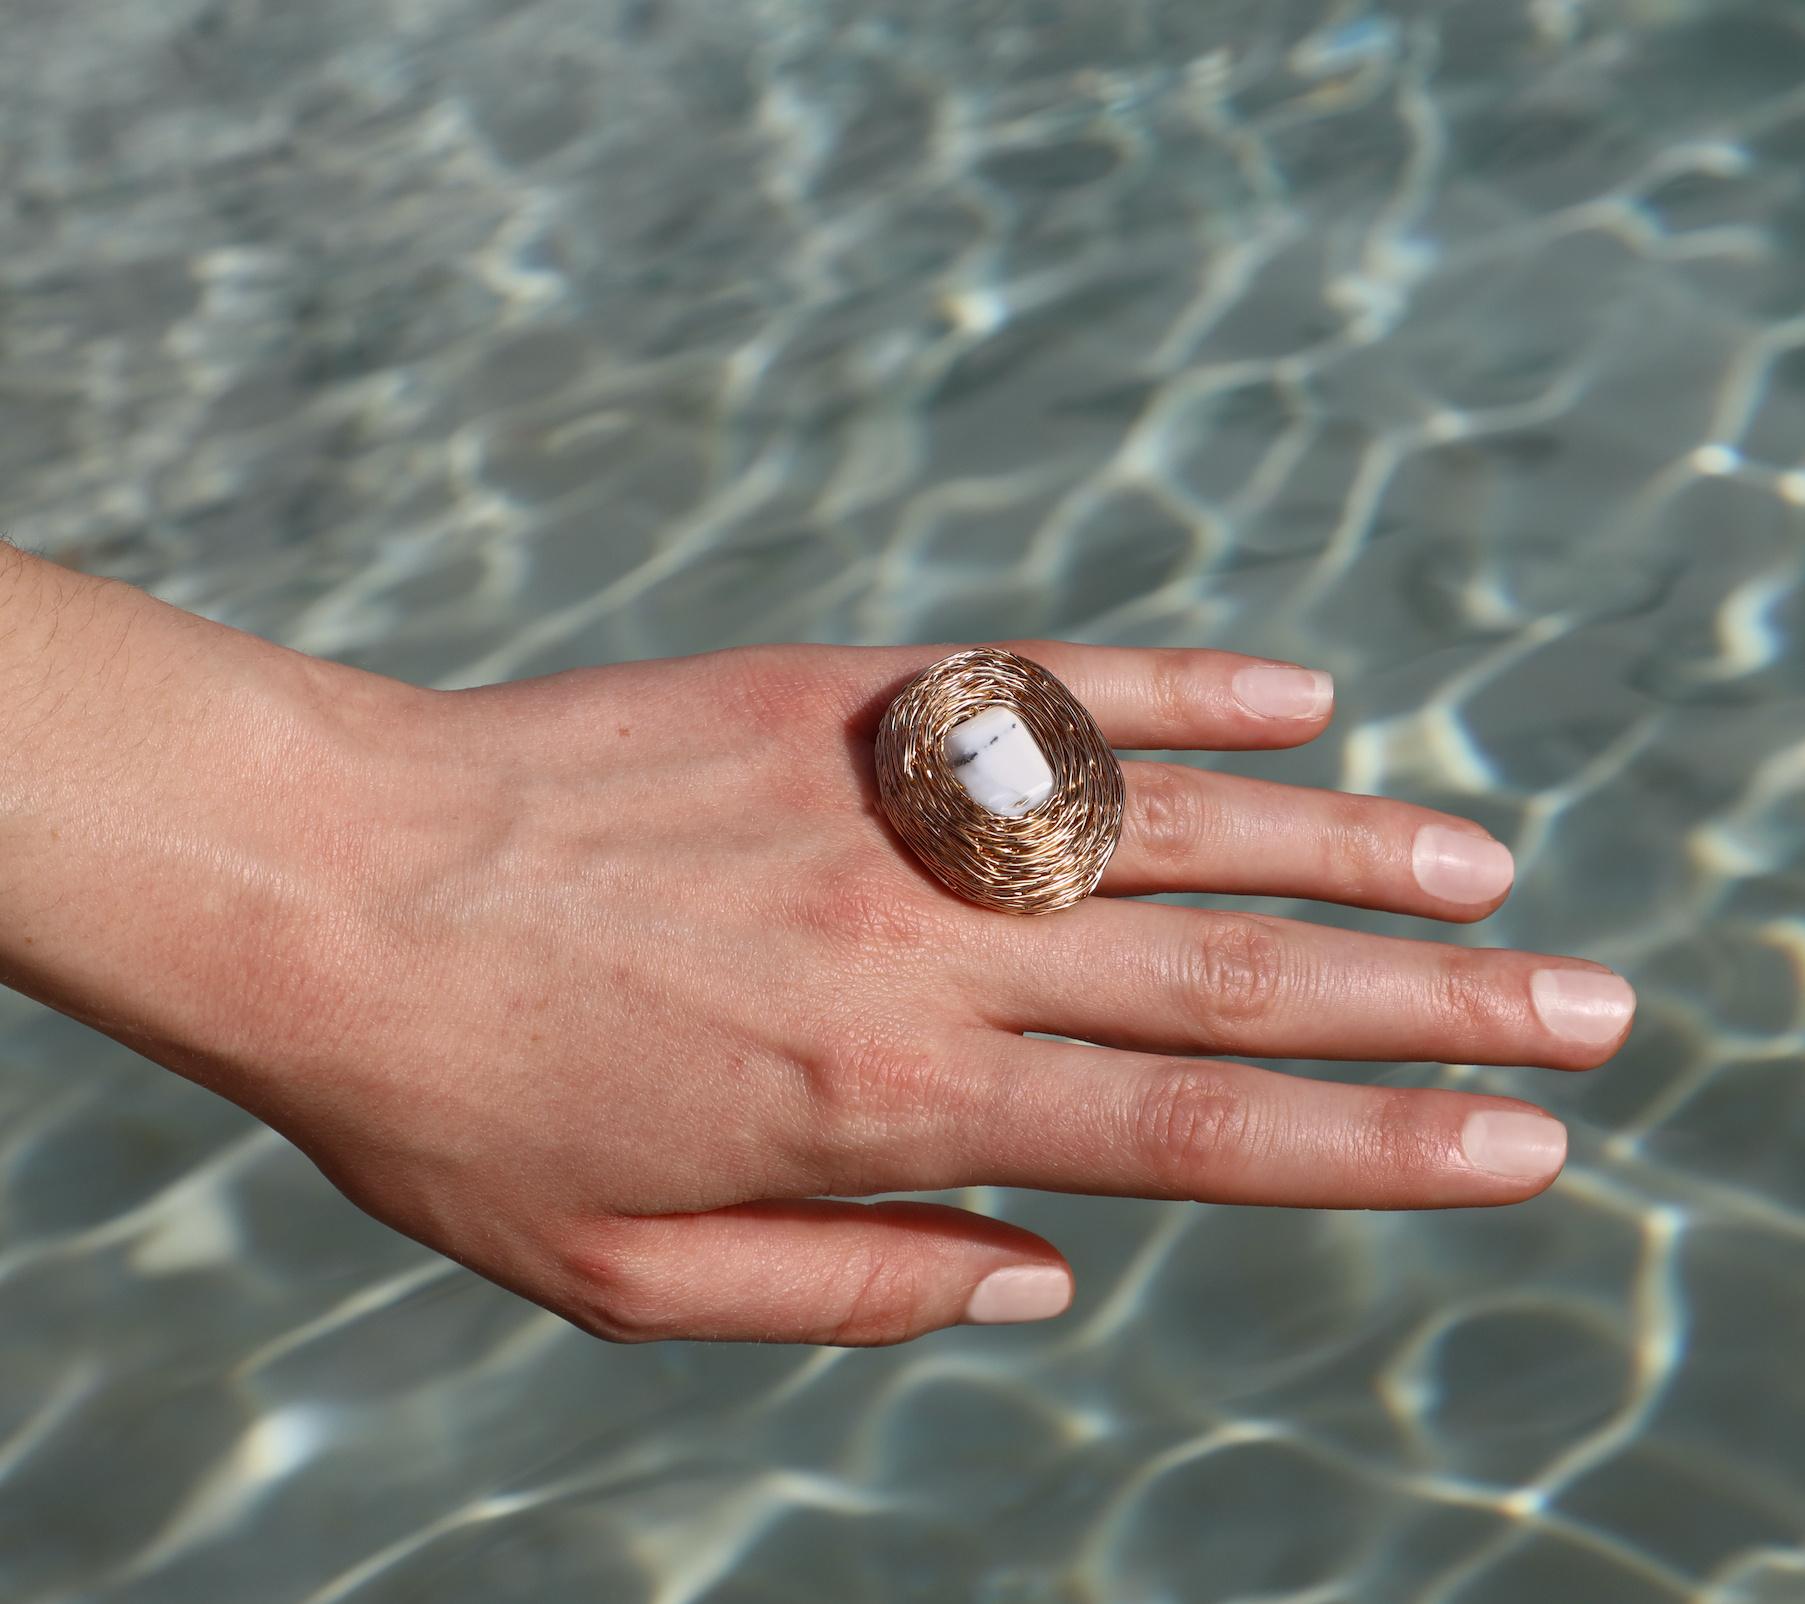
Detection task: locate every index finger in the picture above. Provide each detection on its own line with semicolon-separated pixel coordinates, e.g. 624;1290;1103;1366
837;639;1336;751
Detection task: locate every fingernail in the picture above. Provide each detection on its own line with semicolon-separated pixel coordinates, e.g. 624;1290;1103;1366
1412;825;1515;904
1231;664;1334;720
1461;1109;1568;1180
962;1265;1072;1325
1531;969;1637;1045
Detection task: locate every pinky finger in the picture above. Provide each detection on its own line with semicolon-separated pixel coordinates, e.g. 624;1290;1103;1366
558;1199;1074;1346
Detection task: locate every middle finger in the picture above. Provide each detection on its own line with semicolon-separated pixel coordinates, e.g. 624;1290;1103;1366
979;899;1637;1070
1100;760;1518;920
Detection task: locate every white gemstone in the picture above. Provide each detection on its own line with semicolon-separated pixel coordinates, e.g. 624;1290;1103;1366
944;705;1055;816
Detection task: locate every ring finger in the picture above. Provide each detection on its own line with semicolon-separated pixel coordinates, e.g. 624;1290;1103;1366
979;900;1637;1070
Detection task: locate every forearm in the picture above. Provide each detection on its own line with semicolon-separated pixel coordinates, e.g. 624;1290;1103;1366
0;543;420;1097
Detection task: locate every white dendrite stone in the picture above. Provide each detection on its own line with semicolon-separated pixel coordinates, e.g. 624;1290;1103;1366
943;705;1055;817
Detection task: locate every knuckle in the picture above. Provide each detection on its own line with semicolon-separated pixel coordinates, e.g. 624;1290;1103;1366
1130;765;1220;868
823;1247;927;1347
1432;949;1515;1036
1131;1066;1253;1191
1351;1088;1443;1185
712;644;836;739
801;1025;948;1152
1149;652;1197;736
1184;915;1288;1030
560;1220;675;1345
1315;814;1389;897
795;852;946;957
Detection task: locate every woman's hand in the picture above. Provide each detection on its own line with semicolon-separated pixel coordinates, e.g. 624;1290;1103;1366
0;553;1635;1345
226;640;1636;1346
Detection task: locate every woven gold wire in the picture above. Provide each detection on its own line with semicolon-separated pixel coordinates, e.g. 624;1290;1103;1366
874;647;1125;914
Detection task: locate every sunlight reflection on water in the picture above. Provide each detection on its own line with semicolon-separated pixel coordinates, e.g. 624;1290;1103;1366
2;1;1803;1599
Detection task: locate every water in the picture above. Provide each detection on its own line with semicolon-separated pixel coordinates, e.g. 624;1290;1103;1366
3;0;1804;1598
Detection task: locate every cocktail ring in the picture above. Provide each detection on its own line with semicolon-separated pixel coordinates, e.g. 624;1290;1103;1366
874;646;1125;915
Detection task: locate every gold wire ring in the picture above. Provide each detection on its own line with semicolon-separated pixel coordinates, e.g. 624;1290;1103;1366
874;647;1125;915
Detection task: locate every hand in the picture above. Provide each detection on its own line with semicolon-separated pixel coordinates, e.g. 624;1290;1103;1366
206;639;1630;1346
0;559;1633;1346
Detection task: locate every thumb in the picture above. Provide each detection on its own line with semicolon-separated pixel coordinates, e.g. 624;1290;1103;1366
559;1198;1074;1346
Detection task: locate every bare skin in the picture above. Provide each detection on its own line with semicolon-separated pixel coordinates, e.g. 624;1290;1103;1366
0;546;1634;1344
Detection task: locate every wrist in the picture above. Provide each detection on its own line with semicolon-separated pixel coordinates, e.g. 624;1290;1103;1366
0;554;435;1106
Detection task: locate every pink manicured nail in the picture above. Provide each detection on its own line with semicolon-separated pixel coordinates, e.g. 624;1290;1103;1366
1461;1110;1568;1179
1412;826;1515;904
1231;665;1334;720
1531;969;1637;1045
962;1265;1073;1325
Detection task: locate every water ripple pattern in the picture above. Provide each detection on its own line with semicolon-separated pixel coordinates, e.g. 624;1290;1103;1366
3;1;1804;1599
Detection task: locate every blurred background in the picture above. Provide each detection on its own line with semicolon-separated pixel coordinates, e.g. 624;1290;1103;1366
3;1;1804;1599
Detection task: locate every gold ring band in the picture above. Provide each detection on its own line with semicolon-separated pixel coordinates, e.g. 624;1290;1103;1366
874;647;1125;915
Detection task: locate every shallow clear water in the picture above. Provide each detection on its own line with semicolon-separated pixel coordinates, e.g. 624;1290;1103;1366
4;0;1805;1598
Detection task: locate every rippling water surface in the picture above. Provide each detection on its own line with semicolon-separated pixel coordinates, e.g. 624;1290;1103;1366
4;1;1805;1599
